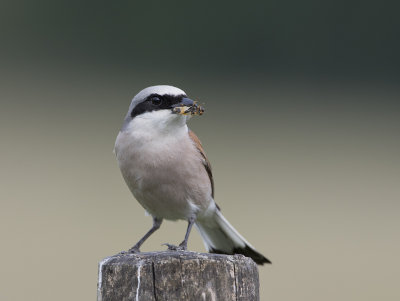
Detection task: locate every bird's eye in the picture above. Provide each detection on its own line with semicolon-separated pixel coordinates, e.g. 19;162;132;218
150;96;162;106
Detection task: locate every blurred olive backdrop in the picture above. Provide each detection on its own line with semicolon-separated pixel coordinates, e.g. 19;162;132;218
1;1;399;301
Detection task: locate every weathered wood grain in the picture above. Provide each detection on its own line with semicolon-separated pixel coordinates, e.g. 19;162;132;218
97;251;259;301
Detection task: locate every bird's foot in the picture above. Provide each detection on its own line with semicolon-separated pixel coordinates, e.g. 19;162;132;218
178;241;188;250
163;243;187;251
127;246;141;254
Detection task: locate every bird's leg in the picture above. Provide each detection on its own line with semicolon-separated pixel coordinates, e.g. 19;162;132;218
128;217;162;253
179;216;196;250
164;216;196;251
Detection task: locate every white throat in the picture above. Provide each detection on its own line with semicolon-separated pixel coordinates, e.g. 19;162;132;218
123;110;189;143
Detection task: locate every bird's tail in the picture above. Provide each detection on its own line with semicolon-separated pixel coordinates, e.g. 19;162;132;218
195;210;271;265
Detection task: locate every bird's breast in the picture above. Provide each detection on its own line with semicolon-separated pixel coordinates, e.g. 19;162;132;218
114;129;212;220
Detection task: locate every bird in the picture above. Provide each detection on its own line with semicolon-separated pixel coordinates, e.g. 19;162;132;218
114;85;271;265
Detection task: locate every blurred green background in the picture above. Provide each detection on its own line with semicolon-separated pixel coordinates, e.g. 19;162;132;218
1;1;399;300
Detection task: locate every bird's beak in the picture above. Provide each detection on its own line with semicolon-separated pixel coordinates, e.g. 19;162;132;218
171;97;204;116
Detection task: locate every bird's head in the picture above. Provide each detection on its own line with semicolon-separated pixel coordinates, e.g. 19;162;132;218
121;85;204;132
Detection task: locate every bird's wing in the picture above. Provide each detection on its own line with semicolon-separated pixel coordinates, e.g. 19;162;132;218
188;129;215;198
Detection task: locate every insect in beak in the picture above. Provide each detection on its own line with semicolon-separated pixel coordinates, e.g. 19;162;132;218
172;98;205;116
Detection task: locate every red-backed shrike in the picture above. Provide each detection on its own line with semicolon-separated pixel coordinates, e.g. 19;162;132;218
114;85;270;265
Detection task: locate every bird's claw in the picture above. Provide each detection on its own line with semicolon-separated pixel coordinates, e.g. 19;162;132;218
163;243;187;251
127;247;141;254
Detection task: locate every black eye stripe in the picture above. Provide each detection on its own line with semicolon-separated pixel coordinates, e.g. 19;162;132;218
130;94;186;119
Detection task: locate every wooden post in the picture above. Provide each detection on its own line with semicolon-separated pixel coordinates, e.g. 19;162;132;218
97;251;259;301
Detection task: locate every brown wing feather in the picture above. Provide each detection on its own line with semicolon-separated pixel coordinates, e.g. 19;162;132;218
188;129;215;198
